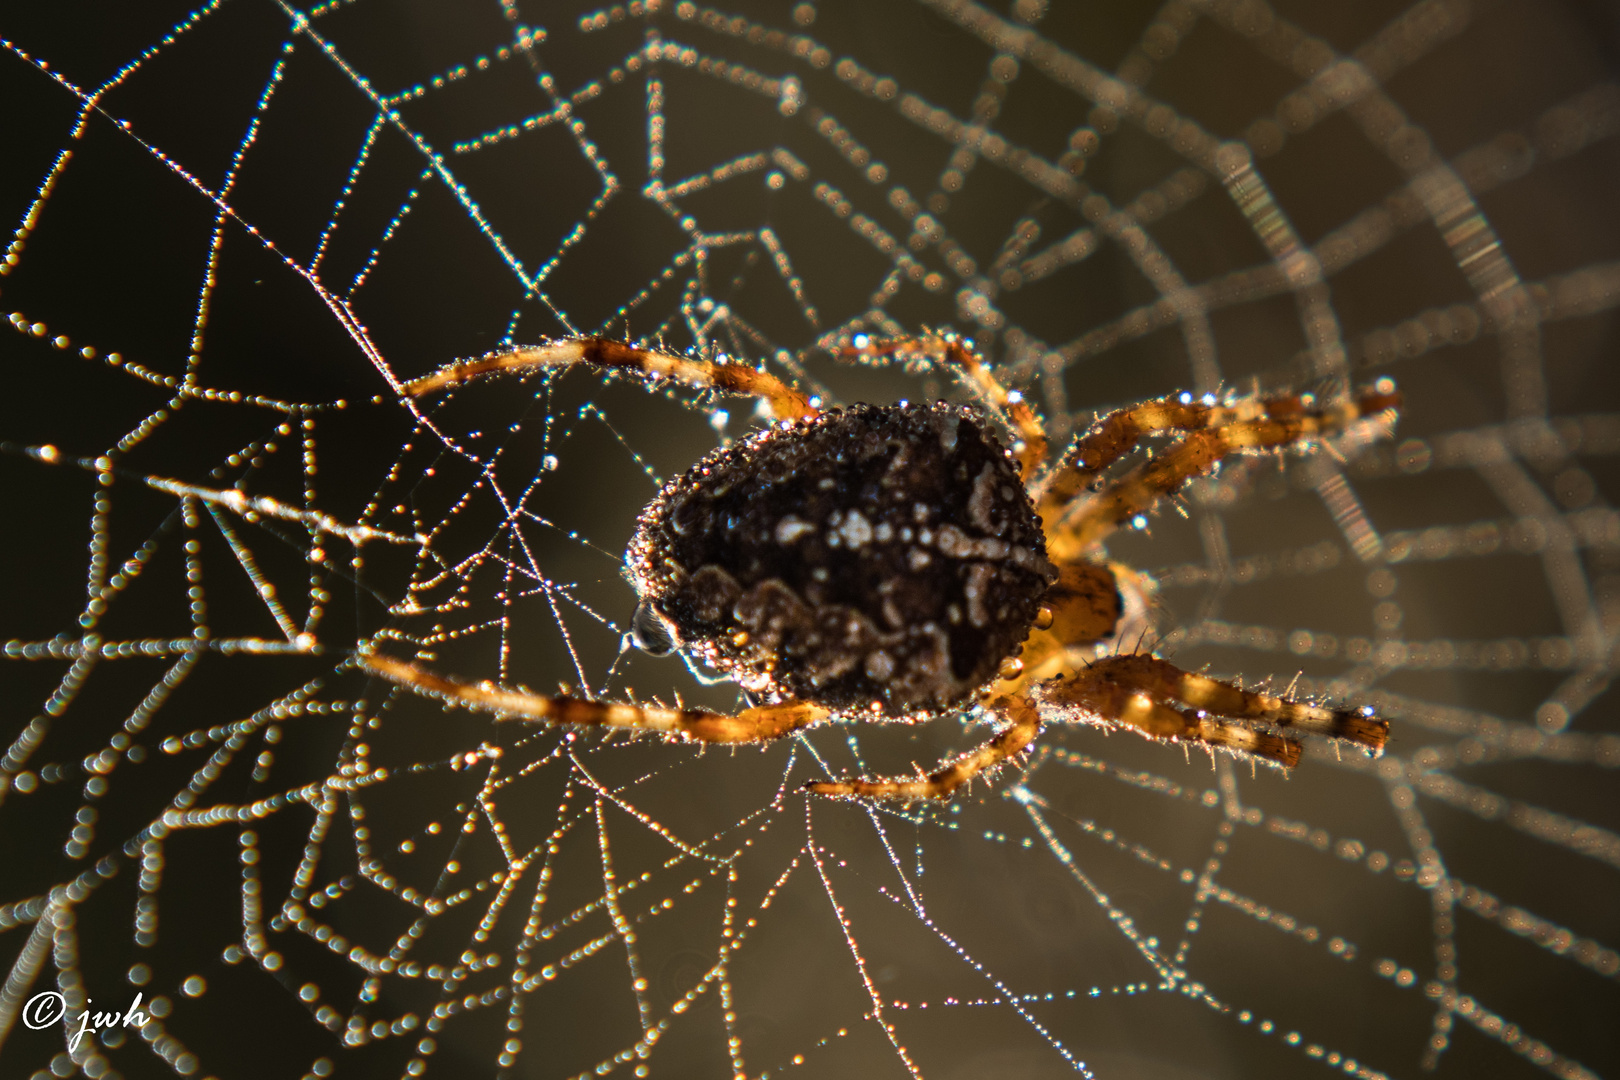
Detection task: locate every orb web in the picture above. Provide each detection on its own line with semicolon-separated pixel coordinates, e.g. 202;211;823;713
0;2;1616;1078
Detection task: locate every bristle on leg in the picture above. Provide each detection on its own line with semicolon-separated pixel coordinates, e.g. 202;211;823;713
806;694;1043;800
1040;674;1302;768
1037;653;1383;767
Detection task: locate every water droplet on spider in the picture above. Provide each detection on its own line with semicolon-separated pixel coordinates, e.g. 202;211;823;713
629;602;678;656
543;454;558;471
709;410;729;432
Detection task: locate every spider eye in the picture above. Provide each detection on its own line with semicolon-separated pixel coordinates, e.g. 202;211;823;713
629;601;678;656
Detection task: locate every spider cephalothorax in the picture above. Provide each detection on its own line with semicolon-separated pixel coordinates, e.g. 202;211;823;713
364;333;1396;800
625;402;1057;716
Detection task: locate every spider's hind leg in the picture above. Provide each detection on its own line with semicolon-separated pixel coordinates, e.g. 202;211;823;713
403;335;818;421
1041;653;1386;767
359;653;829;743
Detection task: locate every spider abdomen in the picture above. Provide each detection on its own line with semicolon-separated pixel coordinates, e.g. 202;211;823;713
626;402;1057;716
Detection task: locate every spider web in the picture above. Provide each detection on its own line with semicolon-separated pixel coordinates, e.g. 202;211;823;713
1;1;1617;1077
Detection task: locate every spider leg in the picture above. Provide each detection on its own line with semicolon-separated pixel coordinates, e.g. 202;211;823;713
806;693;1042;800
359;654;829;743
1040;653;1387;767
1038;384;1401;526
403;335;818;421
1009;559;1124;686
836;331;1048;482
1047;386;1401;560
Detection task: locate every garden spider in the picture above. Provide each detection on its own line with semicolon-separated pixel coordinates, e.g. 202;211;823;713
360;333;1396;799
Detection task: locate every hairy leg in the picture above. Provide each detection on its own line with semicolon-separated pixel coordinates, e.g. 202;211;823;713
402;336;818;422
1047;386;1401;560
1009;560;1124;685
359;653;829;743
1039;383;1402;526
835;331;1048;481
1040;653;1387;767
806;693;1042;800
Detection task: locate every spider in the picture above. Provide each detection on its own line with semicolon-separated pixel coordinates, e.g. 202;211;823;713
360;332;1397;799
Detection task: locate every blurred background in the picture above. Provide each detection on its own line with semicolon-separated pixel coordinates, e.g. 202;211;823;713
1;1;1617;1077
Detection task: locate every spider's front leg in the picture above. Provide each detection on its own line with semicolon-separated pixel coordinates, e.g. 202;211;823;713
1038;384;1403;518
1041;384;1401;560
805;694;1043;800
1040;653;1388;766
358;653;829;743
401;335;818;422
